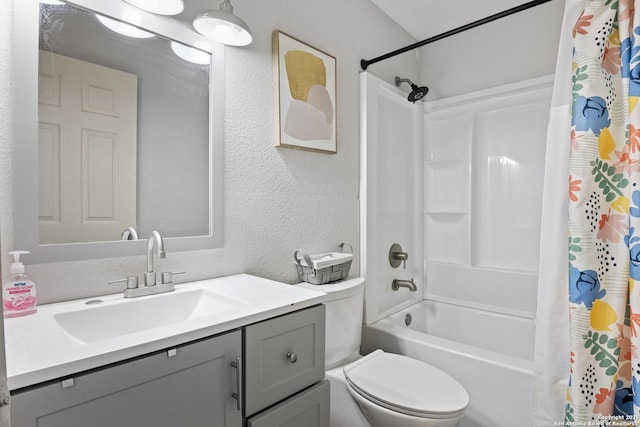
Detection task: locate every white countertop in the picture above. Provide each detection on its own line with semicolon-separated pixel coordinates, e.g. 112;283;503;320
4;274;326;391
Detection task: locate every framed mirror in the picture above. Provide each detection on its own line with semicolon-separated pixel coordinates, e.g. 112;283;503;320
13;0;224;263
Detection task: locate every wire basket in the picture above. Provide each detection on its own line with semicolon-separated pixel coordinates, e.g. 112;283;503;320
294;243;353;285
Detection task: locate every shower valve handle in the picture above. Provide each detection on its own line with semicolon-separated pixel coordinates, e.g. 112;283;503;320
394;252;408;269
389;243;408;269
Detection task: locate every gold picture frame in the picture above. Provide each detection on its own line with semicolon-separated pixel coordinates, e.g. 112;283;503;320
273;30;337;153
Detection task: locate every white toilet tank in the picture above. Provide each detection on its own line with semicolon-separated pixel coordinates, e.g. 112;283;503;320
298;278;365;369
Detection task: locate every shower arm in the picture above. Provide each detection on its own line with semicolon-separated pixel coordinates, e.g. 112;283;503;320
395;77;414;87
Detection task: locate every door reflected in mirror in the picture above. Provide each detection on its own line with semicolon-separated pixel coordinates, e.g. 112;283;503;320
38;2;211;244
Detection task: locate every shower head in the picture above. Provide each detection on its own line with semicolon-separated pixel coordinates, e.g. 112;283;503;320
395;76;429;103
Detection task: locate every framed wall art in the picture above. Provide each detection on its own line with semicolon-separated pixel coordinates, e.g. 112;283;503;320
273;30;337;153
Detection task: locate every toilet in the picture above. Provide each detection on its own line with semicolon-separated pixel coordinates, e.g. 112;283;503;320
297;277;469;427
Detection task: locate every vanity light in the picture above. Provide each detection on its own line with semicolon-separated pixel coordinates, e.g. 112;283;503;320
170;42;210;65
96;14;155;39
123;0;184;16
192;0;252;46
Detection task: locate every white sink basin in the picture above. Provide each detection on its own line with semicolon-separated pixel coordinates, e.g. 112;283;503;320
54;288;248;344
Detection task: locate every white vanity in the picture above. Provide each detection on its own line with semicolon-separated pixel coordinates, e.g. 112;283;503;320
6;274;328;427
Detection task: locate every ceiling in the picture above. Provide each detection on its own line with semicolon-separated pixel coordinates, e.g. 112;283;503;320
369;0;546;41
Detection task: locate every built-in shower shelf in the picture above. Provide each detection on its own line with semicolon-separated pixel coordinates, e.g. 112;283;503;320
425;210;467;215
425;157;468;165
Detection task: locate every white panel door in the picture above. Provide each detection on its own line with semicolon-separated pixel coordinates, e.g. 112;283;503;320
38;51;137;244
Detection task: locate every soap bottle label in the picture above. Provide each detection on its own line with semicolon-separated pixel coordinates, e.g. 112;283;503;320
3;280;36;312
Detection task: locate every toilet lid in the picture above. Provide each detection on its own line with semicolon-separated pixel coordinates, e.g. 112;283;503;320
343;350;469;418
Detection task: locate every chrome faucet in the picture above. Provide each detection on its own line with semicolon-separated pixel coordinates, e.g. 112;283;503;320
145;230;166;287
121;226;139;241
392;278;417;292
109;230;185;298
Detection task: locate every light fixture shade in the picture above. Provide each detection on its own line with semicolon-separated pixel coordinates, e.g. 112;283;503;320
193;1;252;46
96;15;155;38
123;0;184;16
170;42;211;65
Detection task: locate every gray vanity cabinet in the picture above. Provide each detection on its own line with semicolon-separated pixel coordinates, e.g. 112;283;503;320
10;330;243;427
244;304;325;415
247;380;329;427
9;304;329;427
244;304;327;427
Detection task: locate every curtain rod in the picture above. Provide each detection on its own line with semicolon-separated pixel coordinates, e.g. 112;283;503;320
360;0;554;70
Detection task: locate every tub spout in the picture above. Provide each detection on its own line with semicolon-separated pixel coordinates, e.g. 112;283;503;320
392;278;417;292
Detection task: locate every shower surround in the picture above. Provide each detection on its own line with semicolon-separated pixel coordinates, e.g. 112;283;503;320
360;72;552;427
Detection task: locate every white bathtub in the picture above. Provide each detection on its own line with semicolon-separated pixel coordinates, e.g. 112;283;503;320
361;300;535;427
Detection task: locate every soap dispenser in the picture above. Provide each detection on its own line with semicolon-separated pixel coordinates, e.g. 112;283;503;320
2;251;37;318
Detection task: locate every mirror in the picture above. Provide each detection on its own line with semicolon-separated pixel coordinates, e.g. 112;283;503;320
14;0;224;263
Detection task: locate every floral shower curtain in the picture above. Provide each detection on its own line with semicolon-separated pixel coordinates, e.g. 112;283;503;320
567;0;640;423
533;0;575;424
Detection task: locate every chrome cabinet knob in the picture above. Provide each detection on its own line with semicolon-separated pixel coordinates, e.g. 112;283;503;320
286;352;298;363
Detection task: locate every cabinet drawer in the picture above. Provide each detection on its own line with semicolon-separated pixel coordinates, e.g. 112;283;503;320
244;304;325;415
247;380;329;427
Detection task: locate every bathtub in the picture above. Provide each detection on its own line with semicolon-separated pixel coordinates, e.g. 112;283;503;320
361;300;534;427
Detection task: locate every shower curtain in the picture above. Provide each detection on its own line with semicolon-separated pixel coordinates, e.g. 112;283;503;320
562;0;640;423
532;0;584;427
533;0;580;424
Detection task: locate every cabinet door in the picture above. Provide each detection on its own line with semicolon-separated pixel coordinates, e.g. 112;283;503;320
247;380;329;427
244;305;325;416
11;330;242;427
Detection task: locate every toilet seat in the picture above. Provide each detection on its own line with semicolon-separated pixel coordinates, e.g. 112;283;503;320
343;350;469;419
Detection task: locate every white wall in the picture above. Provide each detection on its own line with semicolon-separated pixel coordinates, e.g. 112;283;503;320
1;0;420;304
2;0;565;305
419;0;564;100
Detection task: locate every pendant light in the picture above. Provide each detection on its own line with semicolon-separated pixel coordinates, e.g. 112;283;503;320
123;0;184;16
192;0;252;46
170;42;211;65
96;15;155;38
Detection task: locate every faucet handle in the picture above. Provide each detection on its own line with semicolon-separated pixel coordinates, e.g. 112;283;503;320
161;271;186;285
394;252;408;269
109;276;139;290
144;271;157;287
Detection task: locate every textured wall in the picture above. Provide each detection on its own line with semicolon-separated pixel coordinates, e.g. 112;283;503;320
0;0;12;423
0;0;13;267
419;0;564;100
2;0;420;304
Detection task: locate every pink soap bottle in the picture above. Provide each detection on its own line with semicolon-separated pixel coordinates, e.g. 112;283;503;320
3;251;37;318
